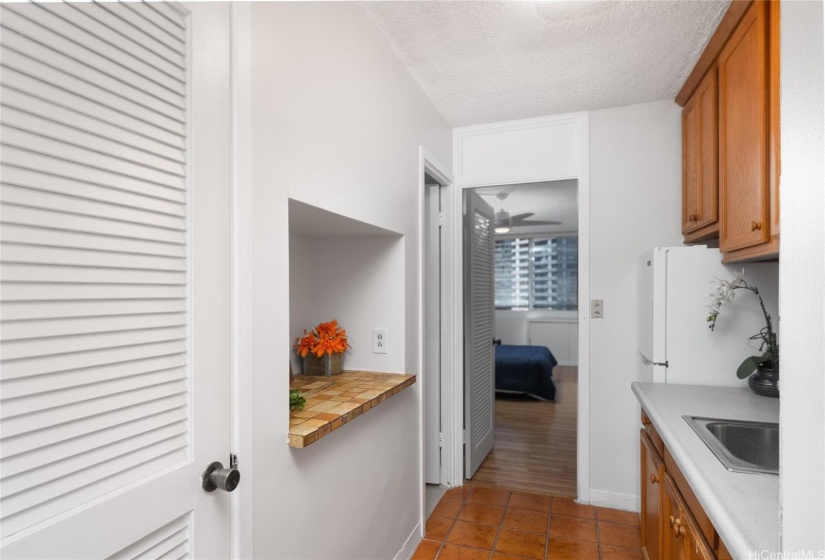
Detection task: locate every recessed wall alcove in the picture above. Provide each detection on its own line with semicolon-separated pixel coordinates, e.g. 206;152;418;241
288;199;406;376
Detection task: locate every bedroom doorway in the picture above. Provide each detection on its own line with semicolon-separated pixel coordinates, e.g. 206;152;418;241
463;180;580;498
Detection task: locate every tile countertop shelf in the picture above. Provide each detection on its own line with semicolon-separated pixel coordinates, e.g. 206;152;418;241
288;370;416;448
632;382;779;558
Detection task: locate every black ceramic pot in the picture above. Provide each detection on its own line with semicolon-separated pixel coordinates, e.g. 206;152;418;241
748;364;779;398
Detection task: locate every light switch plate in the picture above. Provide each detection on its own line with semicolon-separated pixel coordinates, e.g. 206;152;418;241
372;328;388;354
591;299;604;319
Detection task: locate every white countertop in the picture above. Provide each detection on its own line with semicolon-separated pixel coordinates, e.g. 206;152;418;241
632;382;779;559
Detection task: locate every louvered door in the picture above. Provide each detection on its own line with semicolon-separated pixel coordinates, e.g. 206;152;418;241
463;193;495;479
0;2;232;558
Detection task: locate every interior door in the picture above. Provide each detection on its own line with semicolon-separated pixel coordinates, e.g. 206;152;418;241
0;3;233;558
424;184;442;484
463;192;495;479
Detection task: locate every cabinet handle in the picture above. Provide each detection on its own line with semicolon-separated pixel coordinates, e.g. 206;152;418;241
669;516;675;527
672;519;683;536
689;213;698;222
650;473;659;484
679;526;686;538
642;417;651;426
751;221;763;231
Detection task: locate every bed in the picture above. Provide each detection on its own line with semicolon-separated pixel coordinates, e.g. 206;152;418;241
494;344;558;401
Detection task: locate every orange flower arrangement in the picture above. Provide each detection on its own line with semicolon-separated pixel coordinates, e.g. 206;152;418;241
294;320;351;358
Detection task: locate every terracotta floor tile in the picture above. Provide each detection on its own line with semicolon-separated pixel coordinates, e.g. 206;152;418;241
458;503;506;526
508;492;551;513
494;529;546;560
412;539;442;560
551;497;595;519
445;486;472;502
467;486;511;506
433;498;464;519
546;537;600;560
501;508;549;535
426;516;455;541
548;515;597;542
491;554;526;560
437;544;493;560
446;521;498;550
596;507;641;527
598;521;642;549
600;545;645;560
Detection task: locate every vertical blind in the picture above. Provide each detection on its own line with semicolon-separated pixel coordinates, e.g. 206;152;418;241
494;236;578;311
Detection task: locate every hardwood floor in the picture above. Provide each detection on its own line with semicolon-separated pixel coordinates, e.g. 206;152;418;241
466;366;577;498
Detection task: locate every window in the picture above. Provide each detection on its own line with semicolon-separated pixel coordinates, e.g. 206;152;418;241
494;236;578;310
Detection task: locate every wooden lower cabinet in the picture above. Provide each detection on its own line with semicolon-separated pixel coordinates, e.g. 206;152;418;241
641;430;664;560
663;475;715;560
640;412;728;560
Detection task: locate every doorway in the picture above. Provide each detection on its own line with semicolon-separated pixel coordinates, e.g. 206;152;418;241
463;180;580;498
420;151;455;520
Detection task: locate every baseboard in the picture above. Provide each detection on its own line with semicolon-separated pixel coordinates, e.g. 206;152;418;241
394;522;422;560
589;489;640;513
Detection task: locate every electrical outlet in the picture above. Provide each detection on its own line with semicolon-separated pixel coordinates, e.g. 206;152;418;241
591;299;604;318
372;328;388;354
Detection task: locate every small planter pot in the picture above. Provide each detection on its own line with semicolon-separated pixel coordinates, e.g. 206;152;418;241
748;364;779;398
303;352;344;377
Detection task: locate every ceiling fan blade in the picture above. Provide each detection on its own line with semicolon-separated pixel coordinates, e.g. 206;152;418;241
512;220;563;226
508;212;534;221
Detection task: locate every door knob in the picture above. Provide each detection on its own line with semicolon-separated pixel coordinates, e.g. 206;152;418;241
202;461;240;493
751;221;762;231
650;473;659;484
689;214;698;222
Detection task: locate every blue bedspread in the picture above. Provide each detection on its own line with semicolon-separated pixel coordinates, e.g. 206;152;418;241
495;345;558;401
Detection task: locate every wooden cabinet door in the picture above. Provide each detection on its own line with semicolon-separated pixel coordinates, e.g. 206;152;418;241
641;431;665;560
662;475;685;560
718;0;770;252
684;513;715;560
682;68;718;236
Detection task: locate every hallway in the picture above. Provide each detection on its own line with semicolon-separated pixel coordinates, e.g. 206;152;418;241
413;485;642;560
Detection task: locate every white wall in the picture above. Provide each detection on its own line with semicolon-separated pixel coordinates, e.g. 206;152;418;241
247;3;452;558
495;311;579;366
589;100;684;509
779;0;825;552
289;234;406;374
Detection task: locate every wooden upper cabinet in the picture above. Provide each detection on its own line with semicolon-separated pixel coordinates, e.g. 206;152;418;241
718;0;770;253
682;68;718;239
678;0;780;262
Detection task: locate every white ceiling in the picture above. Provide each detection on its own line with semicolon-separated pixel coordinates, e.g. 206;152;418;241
364;1;729;126
475;180;578;237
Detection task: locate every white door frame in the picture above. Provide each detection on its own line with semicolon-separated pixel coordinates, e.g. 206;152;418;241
449;112;591;503
418;147;457;534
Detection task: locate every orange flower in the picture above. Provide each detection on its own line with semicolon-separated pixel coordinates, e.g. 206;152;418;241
294;320;350;357
293;330;316;358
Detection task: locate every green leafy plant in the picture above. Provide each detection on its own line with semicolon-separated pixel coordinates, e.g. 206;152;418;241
706;270;778;379
289;389;306;411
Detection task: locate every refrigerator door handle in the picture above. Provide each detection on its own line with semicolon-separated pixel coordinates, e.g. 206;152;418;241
639;351;668;369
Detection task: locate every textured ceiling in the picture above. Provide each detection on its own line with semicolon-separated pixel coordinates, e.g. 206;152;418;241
475;180;578;236
363;1;729;126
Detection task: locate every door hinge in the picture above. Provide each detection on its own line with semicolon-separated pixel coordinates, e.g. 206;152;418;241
438;211;444;227
463;429;467;443
439;432;444;448
229;453;238;468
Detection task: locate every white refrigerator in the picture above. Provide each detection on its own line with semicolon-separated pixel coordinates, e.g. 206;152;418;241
638;247;779;387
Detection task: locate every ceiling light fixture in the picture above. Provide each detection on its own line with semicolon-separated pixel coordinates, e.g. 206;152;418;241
495;226;511;234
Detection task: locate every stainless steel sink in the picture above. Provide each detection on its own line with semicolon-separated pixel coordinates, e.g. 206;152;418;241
683;416;779;474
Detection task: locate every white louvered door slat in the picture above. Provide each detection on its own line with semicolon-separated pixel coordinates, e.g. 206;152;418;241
464;193;496;479
0;3;232;558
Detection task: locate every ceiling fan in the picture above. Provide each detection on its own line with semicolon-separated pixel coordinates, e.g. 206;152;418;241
482;192;562;233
